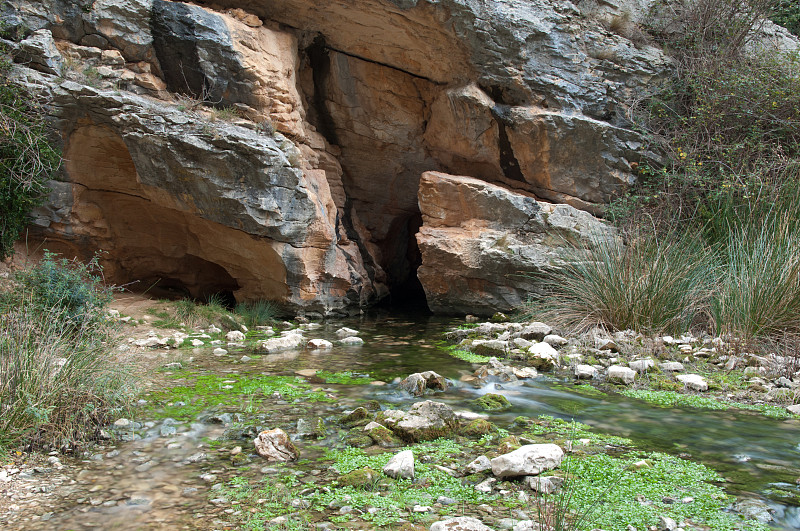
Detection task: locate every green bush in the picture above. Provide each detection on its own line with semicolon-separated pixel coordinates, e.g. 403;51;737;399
13;251;114;330
235;299;278;328
0;257;134;451
772;0;800;36
0;49;61;259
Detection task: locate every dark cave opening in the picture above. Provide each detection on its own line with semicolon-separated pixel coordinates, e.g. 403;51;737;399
377;213;430;312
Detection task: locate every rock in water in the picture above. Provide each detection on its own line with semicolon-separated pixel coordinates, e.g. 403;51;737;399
400;371;448;396
430;517;493;530
491;443;564;478
253;429;299;461
383;449;415;479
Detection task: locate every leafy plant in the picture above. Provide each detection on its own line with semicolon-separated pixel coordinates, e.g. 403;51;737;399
0;47;61;259
235;299;278;328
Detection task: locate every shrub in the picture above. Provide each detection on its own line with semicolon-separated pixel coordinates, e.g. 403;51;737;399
0;50;61;259
13;251;114;330
0;258;134;451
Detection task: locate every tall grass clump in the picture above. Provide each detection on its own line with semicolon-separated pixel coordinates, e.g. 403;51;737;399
0;254;135;451
235;299;278;328
705;184;800;337
536;233;714;334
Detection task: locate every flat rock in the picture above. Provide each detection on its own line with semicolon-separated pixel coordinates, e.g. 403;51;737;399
574;364;597;379
676;374;708;392
430;517;494;531
607;365;636;385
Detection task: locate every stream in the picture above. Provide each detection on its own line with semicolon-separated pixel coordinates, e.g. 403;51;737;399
10;312;800;530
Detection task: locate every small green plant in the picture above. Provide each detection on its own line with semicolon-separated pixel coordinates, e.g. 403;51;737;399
235;299;278;328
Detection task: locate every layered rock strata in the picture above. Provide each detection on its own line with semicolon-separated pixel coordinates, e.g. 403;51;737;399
4;0;674;313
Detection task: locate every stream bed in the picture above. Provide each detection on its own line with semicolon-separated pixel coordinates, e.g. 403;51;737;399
6;312;800;530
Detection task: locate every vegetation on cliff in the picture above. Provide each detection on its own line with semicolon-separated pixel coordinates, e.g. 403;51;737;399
0;36;61;260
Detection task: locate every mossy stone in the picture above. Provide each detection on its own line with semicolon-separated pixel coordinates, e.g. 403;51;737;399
344;430;373;448
338;467;378;488
340;407;372;428
461;419;497;436
474;393;512;411
367;425;402;448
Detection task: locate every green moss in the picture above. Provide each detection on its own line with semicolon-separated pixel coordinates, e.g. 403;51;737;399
367;425;402;448
444;346;491;363
621;389;799;419
337;467;378;488
461;419;497;437
339;407;372;428
143;371;332;421
474;393;512;411
344;430;374;448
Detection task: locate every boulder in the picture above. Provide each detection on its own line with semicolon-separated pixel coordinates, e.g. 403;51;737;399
676;374;709;392
474;393;511;412
226;330;246;342
660;361;684;372
526;342;560;371
382;400;459;442
400;371;449;396
307;338;333;350
465;455;493;474
607;365;636;385
340;336;364;346
491;443;564;478
383;449;414;479
417;173;617;315
253;429;299;461
518;323;553;341
335;327;359;338
261;333;304;353
629;358;655;373
574;365;597;379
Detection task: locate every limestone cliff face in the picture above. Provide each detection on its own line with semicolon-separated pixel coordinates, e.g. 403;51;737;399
4;0;672;314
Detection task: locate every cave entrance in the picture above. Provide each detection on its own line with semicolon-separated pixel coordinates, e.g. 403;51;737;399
377;213;429;312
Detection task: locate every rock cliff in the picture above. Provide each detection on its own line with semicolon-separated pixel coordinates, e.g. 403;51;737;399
3;0;671;314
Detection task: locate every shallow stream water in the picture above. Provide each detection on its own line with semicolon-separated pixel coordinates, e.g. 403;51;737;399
12;312;800;530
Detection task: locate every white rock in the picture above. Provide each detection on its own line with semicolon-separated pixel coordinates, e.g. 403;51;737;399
226;330;245;342
335;327;359;338
133;337;161;348
208;325;222;333
629;358;655;373
574;364;597;379
465;455;492;474
787;404;800;415
660;361;685;372
191;339;204;347
430;517;493;531
528;342;560;360
383;449;414;479
607;365;636;385
307;338;333;350
490;444;564;478
107;309;120;318
340;336;364;346
512;367;538;379
676;374;708;392
213;348;228;356
260;333;304;353
543;334;568;347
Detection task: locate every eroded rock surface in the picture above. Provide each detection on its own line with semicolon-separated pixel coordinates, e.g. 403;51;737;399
6;0;673;314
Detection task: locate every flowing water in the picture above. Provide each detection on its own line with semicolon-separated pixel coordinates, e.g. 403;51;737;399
10;312;800;530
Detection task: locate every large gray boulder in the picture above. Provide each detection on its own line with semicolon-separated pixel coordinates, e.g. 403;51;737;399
380;400;460;442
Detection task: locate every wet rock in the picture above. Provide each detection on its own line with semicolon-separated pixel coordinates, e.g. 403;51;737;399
335;327;359;338
344;430;373;448
461;419;497;436
491;444;564;478
383;449;414;479
543;334;568;347
400;371;449;396
253;428;299;462
308;338;333;350
607;365;636;385
261;333;304;353
658;516;678;531
340;336;364;346
340;407;371;428
472;340;508;357
296;417;326;440
574;364;597;379
676;374;708;392
381;400;459;442
474;394;511;412
733;498;775;523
